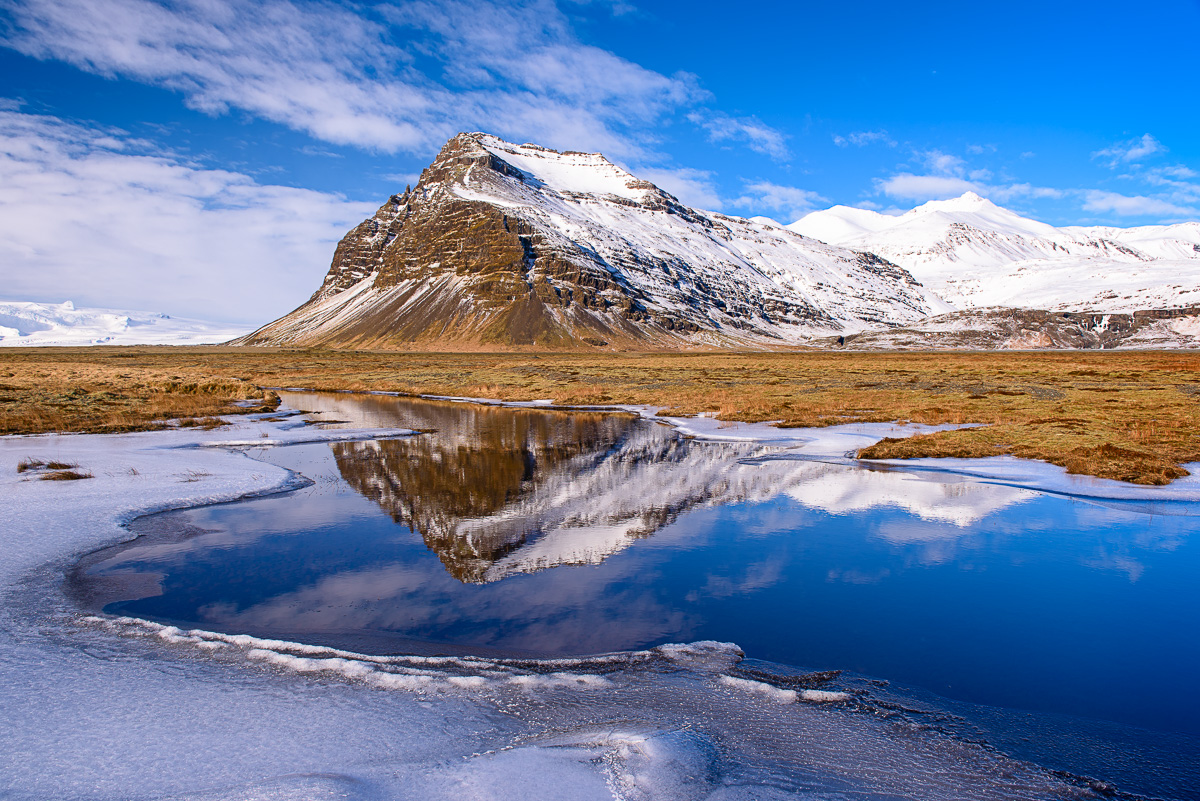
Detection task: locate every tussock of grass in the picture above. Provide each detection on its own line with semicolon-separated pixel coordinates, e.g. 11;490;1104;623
40;469;92;481
1;346;1198;484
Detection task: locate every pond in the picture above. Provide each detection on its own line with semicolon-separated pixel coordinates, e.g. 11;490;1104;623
74;391;1200;798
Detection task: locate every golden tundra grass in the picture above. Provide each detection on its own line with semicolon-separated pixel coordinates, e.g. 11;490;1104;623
1;347;1198;485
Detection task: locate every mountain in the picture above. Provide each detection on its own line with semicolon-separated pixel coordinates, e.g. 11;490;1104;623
790;193;1200;313
0;300;250;347
235;133;947;349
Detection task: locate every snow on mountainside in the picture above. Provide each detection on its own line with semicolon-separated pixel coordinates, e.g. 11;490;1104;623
237;133;948;349
789;193;1200;313
0;301;250;346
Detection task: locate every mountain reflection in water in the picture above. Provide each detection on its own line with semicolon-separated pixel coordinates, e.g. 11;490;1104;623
75;392;1200;746
316;394;1035;583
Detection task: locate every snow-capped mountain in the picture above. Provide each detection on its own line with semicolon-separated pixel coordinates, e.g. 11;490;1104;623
236;133;947;349
790;193;1200;313
0;300;250;346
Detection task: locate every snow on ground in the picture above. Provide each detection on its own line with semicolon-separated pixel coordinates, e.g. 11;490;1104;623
0;404;1159;799
0;300;250;346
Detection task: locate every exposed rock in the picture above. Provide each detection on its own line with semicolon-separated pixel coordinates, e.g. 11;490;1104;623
234;133;943;350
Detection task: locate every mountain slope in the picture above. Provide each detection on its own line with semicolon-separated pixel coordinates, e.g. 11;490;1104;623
0;300;250;346
236;133;947;349
790;193;1200;313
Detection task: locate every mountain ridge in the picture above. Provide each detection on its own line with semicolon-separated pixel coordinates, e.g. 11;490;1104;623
234;132;946;350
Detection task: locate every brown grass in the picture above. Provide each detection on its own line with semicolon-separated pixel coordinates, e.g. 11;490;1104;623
2;346;1199;484
40;469;93;481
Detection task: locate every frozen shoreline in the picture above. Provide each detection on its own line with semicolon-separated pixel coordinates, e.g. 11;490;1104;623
0;401;1184;799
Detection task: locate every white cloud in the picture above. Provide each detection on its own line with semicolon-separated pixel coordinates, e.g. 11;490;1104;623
1093;134;1165;168
634;166;723;210
691;112;789;159
0;0;706;159
1141;165;1200;201
0;110;374;323
921;149;966;176
832;130;895;148
877;144;1066;205
875;173;977;201
1082;190;1197;219
730;181;826;222
988;183;1064;201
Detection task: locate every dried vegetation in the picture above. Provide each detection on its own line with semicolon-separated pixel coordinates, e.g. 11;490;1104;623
1;347;1198;485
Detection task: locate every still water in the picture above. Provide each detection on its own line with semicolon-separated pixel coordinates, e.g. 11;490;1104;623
76;392;1200;790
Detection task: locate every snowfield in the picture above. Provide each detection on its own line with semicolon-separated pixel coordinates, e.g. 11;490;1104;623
2;403;1196;799
0;300;250;346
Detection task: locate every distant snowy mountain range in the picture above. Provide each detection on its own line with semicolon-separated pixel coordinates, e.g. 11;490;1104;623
0;301;250;347
11;134;1200;349
789;192;1200;314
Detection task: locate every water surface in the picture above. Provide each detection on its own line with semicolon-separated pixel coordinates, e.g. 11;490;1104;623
75;392;1200;796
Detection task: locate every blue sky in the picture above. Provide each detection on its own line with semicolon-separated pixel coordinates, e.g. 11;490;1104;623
2;0;1198;323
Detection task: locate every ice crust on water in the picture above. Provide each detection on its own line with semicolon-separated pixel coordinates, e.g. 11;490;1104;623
0;405;1151;799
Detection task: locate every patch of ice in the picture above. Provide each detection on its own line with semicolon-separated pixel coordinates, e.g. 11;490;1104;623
720;675;799;704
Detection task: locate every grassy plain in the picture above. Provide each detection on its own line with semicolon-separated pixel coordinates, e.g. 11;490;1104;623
1;346;1198;485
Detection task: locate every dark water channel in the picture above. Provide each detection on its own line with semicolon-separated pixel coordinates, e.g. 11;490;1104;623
75;392;1200;796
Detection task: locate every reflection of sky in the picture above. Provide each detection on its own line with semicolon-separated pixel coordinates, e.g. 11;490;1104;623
84;397;1200;737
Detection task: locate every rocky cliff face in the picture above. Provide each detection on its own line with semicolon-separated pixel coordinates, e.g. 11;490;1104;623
235;133;945;349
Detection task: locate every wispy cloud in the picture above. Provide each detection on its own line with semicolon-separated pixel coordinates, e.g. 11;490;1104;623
730;180;826;221
1082;190;1197;219
875;145;1065;204
634;166;723;210
0;0;716;159
875;173;978;201
832;130;896;148
0;110;374;322
691;112;789;159
920;149;966;176
1093;133;1165;168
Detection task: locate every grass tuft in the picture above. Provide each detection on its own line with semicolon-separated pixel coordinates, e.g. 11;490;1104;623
40;469;93;481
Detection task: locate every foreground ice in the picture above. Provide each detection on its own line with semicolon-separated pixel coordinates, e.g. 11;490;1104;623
0;408;1152;799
